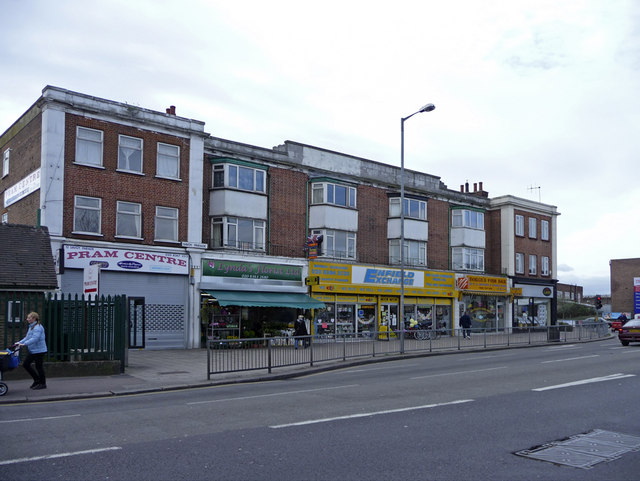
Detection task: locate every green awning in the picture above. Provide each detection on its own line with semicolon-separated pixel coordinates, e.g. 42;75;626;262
204;290;325;309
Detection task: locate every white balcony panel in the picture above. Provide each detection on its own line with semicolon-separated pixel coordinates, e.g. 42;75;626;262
450;227;486;248
210;190;267;219
309;205;358;230
387;218;428;241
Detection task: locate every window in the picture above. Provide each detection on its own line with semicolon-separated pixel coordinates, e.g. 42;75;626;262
452;209;484;229
118;135;143;173
155;206;178;242
116;201;142;238
515;215;524;236
452;247;484;271
389;239;426;266
389;197;427;220
2;148;10;177
312;229;356;259
75;127;103;166
529;218;537;238
541;256;550;276
541;220;549;241
529;255;537;275
6;300;22;323
311;182;356;208
212;164;265;193
212;217;265;250
156;143;180;179
515;253;524;274
1;212;7;224
74;196;102;234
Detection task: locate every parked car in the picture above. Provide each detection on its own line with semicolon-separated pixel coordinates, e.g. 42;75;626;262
618;319;640;346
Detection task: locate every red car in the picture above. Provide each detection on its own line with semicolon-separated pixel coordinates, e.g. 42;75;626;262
618;319;640;346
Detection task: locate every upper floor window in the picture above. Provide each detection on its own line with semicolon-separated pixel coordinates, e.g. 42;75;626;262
213;163;265;193
452;209;484;229
2;148;10;177
541;256;550;276
389;197;426;220
156;143;180;179
155;206;178;242
75;127;103;167
529;254;537;275
452;247;484;271
312;229;356;259
116;201;142;238
541;220;549;241
312;182;356;208
515;215;524;236
211;216;265;251
529;217;537;238
389;239;426;266
118;135;143;173
515;253;524;274
74;195;102;234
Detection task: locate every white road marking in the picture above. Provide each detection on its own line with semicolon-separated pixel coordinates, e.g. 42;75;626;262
410;366;507;380
0;414;81;424
533;373;636;392
269;399;474;428
0;447;122;466
546;344;578;350
541;355;600;364
187;384;359;405
344;364;419;373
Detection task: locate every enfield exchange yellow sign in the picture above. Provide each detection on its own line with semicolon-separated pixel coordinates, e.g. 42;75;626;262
309;261;455;297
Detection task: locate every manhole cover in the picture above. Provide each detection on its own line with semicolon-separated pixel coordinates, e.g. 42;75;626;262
516;430;640;469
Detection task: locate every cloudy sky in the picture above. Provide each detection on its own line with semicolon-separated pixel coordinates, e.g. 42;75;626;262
2;0;638;295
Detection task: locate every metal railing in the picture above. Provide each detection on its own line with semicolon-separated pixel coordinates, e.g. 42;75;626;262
207;323;611;378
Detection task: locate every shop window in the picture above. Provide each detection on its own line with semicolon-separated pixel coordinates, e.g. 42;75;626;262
73;195;102;234
75;127;103;167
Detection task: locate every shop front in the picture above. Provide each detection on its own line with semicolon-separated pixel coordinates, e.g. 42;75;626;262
511;279;557;328
199;258;324;343
456;274;510;332
309;261;456;337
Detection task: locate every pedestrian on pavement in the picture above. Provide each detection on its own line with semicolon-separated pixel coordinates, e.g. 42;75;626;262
15;311;48;390
460;311;472;339
294;315;308;349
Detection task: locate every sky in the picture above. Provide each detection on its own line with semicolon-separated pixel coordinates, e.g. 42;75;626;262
1;0;638;295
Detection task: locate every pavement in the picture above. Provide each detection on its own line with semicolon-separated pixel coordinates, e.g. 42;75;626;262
0;347;362;404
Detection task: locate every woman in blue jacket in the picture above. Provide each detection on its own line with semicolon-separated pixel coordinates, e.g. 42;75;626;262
16;312;48;390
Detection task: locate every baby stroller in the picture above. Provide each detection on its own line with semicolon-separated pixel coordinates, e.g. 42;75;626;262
0;347;20;396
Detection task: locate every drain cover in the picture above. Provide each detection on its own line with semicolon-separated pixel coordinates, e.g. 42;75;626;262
516;429;640;469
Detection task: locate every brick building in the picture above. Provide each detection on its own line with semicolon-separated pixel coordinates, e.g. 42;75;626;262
610;258;640;315
1;86;560;349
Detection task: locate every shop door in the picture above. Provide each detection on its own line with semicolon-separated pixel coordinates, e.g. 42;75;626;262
357;304;377;337
381;304;398;330
337;304;355;335
129;297;145;348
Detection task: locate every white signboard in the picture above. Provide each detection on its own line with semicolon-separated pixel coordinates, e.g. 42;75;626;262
83;264;100;300
4;168;41;207
351;265;425;288
64;245;189;275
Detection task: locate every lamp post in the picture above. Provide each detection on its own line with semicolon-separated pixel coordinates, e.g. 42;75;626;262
400;103;435;354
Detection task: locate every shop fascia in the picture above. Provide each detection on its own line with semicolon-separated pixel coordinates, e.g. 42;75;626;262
200;258;306;292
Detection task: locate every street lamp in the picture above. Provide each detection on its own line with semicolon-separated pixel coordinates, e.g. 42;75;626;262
400;103;435;353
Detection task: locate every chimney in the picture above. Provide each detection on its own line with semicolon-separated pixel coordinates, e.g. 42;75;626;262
166;105;176;115
465;182;469;193
479;181;483;192
473;183;477;193
460;185;464;193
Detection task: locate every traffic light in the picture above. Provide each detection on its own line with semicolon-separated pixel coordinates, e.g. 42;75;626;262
595;296;602;310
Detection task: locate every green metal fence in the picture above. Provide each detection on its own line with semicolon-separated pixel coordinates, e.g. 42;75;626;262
0;292;127;371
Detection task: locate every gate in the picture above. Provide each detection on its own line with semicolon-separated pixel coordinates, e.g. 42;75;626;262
128;297;145;348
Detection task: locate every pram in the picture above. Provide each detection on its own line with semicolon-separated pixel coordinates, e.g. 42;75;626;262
0;347;20;396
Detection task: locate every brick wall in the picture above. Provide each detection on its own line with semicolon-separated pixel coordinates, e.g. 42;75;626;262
610;258;640;312
356;185;388;264
513;209;553;279
485;209;502;275
268;167;308;257
427;198;450;270
0;113;43;226
63;114;191;245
